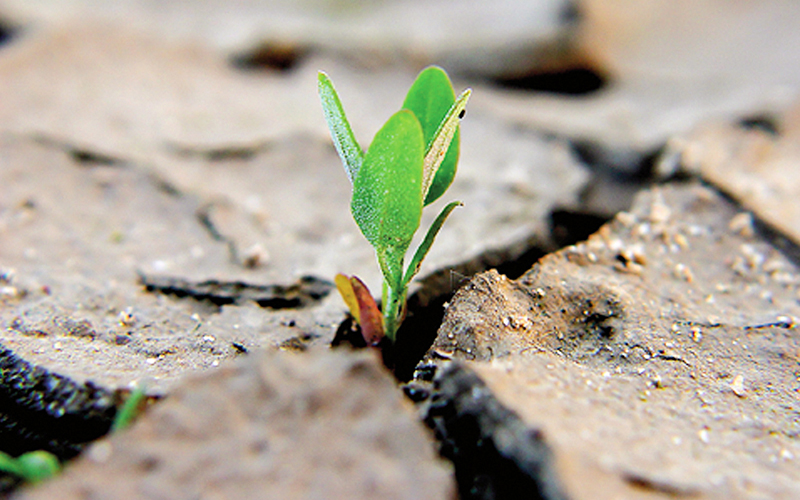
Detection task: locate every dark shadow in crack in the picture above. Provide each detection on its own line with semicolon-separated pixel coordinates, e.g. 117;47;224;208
168;141;269;161
138;273;333;309
737;113;780;136
550;209;608;248
570;140;664;217
31;135;126;168
69;148;122;167
494;66;607;96
230;42;309;73
0;17;18;49
425;363;568;500
0;346;117;459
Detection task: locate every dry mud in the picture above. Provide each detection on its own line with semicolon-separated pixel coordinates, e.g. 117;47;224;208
1;1;800;499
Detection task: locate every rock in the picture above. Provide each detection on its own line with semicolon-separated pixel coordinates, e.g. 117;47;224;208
0;137;343;393
425;362;568;500
0;0;577;78
666;97;800;253
0;21;591;284
16;348;455;500
0;22;591;399
420;183;800;499
0;23;322;158
476;0;800;155
3;3;799;497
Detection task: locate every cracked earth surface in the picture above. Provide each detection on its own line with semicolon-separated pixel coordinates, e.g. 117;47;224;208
1;1;800;499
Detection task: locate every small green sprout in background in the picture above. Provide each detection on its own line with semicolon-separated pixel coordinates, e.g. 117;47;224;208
0;450;61;485
111;381;148;432
0;381;148;486
318;66;471;344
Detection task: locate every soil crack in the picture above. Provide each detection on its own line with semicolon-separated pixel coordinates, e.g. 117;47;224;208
423;362;568;500
0;346;117;461
138;273;333;309
30;135;127;168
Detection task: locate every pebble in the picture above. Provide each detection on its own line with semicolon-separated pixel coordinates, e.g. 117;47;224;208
729;212;755;238
673;263;694;282
118;309;136;327
730;375;746;397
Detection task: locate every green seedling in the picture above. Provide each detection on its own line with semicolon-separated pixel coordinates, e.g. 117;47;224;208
319;66;471;343
0;382;148;487
0;450;60;485
111;381;148;432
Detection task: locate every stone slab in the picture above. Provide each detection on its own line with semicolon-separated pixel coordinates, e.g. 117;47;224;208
424;183;800;499
16;348;455;500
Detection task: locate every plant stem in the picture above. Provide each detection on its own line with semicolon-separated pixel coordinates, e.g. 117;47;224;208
382;283;405;342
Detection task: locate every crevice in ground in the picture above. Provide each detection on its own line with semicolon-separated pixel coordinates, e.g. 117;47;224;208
0;347;120;492
0;16;19;49
67;148;121;167
29;135;127;168
196;203;241;264
485;3;606;98
166;140;272;161
494;65;607;96
424;363;568;500
138;273;334;310
693;177;800;269
569;139;664;217
229;41;310;73
549;209;608;248
736;112;781;136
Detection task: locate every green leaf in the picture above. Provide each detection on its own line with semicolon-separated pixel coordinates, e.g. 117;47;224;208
421;89;470;204
0;451;24;478
403;201;462;286
402;66;465;206
318;71;364;184
16;451;61;484
351;109;424;279
0;451;61;484
112;382;147;432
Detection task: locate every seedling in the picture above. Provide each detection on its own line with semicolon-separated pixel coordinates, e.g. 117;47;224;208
0;450;60;485
318;66;471;344
111;381;148;432
0;383;148;486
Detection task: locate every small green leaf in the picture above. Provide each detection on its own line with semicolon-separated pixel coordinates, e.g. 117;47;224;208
403;201;462;286
402;66;466;206
0;450;61;484
403;66;455;144
351;109;424;273
112;382;147;432
16;451;61;484
318;71;364;184
0;451;24;478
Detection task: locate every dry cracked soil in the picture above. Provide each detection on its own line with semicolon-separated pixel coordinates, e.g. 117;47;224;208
1;1;800;499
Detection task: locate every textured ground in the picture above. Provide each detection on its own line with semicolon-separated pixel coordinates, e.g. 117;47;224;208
1;1;799;499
